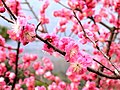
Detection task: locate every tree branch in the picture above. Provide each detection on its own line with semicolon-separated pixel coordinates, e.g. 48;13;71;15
0;14;14;23
93;59;116;75
1;0;17;20
11;42;21;90
73;11;110;60
36;34;66;56
87;67;120;79
35;22;66;56
24;0;39;21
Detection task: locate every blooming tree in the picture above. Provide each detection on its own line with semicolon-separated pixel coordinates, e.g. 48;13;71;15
0;0;120;90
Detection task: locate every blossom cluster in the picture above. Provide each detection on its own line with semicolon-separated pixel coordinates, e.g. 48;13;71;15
7;16;36;45
0;0;120;90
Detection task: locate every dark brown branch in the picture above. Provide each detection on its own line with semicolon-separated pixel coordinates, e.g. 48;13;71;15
35;22;66;56
99;22;112;31
35;22;42;32
0;14;14;23
93;59;116;75
106;29;115;55
88;16;112;31
105;28;120;74
73;11;110;60
11;42;21;90
36;34;66;56
87;67;120;79
1;0;17;20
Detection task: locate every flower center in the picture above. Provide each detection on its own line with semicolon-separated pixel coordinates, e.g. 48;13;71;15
47;38;53;43
72;62;81;73
24;32;34;41
70;49;77;58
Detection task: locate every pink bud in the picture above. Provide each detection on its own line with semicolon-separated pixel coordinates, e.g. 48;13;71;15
0;7;5;13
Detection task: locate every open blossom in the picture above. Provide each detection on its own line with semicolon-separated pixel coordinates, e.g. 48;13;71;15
42;57;54;71
48;82;58;90
115;2;120;15
82;81;99;90
8;16;36;45
42;33;59;54
24;76;35;90
6;0;22;16
66;53;92;82
0;51;6;62
8;72;15;82
8;51;16;67
15;84;23;90
19;23;36;45
35;66;45;75
68;0;85;10
44;71;55;81
12;16;27;34
65;41;79;62
22;54;38;69
7;16;27;41
66;82;79;90
0;77;6;89
58;37;74;51
22;54;37;62
33;62;41;70
0;63;7;76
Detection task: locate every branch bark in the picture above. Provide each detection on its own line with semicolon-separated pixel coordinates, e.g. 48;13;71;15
11;42;21;90
1;0;17;20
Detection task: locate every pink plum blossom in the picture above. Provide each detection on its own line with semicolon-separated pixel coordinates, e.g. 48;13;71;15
65;41;79;62
82;81;99;90
42;33;59;54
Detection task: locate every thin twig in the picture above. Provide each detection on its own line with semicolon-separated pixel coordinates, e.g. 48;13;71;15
0;14;14;23
24;0;39;21
73;11;110;60
58;2;71;10
0;45;17;50
24;0;48;33
93;59;116;75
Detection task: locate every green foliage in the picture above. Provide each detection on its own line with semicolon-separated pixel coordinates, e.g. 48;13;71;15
79;80;86;89
17;69;26;80
21;84;27;89
35;80;48;87
5;61;12;71
0;25;9;40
